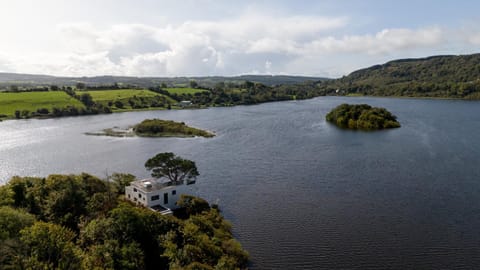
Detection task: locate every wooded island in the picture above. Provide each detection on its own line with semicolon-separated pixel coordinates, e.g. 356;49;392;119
326;104;400;130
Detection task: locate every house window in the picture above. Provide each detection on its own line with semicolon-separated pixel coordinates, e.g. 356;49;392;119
172;190;176;195
151;195;159;201
133;188;137;192
138;193;142;198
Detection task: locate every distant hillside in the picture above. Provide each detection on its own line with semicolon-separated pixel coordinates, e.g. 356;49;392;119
0;73;327;89
320;53;480;99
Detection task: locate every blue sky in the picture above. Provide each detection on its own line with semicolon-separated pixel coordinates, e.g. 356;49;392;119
0;0;479;77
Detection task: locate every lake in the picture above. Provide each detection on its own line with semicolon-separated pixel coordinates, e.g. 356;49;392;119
1;96;480;269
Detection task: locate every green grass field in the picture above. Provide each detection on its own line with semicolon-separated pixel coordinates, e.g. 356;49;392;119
0;91;84;117
78;89;177;110
80;89;176;103
79;89;158;101
165;87;209;95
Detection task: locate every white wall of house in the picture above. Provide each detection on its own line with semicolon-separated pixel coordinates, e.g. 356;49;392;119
125;182;192;210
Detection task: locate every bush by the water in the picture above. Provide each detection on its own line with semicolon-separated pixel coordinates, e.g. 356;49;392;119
326;103;400;130
134;119;214;137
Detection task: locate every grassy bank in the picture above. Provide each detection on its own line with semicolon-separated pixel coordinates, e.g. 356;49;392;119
0;91;84;118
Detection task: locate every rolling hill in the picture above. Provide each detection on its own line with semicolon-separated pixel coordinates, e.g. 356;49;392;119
0;73;326;89
320;53;480;99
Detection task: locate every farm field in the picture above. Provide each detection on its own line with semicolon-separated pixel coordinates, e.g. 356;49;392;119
77;89;177;110
164;87;209;95
0;91;84;117
78;89;159;101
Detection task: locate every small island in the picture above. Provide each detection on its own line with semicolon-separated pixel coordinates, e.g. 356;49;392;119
326;103;400;130
86;118;215;138
134;119;214;137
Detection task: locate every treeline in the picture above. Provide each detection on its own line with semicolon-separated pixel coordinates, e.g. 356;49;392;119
149;80;326;107
326;104;400;130
3;83;137;93
319;53;480;99
0;173;248;269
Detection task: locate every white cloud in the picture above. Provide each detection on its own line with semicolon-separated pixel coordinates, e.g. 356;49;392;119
3;14;348;76
305;27;444;55
0;12;476;77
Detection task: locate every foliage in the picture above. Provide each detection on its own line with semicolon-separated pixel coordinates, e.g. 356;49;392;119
0;171;248;269
78;89;176;110
145;152;199;183
162;204;249;269
19;221;83;269
109;173;137;194
134;118;214;137
319;53;480;99
0;207;35;240
326;104;401;130
177;195;211;216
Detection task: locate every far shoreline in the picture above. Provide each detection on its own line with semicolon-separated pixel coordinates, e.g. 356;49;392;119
1;94;479;123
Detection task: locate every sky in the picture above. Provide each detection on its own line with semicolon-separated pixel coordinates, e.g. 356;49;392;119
0;0;479;78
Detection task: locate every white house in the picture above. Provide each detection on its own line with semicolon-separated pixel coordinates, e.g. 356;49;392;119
178;100;193;107
125;177;196;215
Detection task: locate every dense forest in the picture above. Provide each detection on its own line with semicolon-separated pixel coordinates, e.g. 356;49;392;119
326;104;400;130
319;53;480;99
0;173;248;269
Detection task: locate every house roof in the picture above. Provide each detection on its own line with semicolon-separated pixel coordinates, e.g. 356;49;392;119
130;178;181;192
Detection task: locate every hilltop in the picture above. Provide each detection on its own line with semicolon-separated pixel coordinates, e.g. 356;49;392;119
319;53;480;99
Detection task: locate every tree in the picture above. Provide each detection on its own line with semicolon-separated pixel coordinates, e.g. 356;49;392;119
79;93;95;107
19;221;83;269
145;152;199;184
190;80;198;88
76;82;86;90
110;173;136;194
114;100;124;109
0;206;35;240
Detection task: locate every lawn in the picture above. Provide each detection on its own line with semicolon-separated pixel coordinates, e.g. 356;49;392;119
165;87;209;95
79;89;159;101
0;91;84;117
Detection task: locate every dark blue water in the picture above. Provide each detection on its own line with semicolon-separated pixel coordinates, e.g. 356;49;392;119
1;97;480;269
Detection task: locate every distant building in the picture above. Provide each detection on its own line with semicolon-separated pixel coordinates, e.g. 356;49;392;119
125;177;196;215
178;100;193;107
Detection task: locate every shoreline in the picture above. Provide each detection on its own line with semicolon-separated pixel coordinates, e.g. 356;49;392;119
1;94;479;122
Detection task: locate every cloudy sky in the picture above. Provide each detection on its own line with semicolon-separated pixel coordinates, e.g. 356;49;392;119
0;0;479;78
